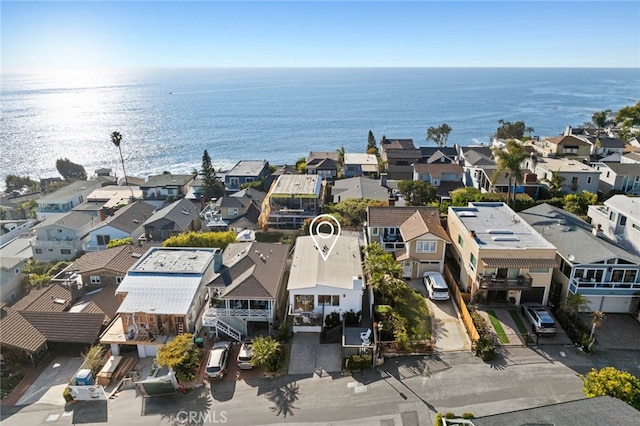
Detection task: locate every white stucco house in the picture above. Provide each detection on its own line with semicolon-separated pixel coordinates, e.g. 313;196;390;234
286;235;365;333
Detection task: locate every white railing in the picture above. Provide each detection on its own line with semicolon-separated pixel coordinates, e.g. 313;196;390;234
202;316;242;341
203;307;272;318
30;237;80;249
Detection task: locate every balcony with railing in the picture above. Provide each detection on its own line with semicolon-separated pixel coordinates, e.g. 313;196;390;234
203;299;273;322
478;273;533;290
569;278;640;296
30;236;82;249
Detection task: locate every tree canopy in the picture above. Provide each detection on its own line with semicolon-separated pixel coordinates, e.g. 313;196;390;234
162;230;237;250
592;109;612;128
367;130;378;155
426;123;452;147
397;180;438;206
324;198;387;227
106;237;133;249
201;150;225;202
4;175;39;193
615;101;640;128
495;120;528;140
492;139;529;208
582;367;640;410
56;158;87;181
155;333;201;382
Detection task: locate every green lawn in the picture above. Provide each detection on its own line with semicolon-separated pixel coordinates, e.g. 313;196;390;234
391;285;432;341
486;310;509;344
508;309;534;344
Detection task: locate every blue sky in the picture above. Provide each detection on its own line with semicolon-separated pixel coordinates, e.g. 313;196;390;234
2;1;639;68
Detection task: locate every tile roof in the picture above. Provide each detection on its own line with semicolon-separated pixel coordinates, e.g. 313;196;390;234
462;149;495;166
142;174;195;188
68;244;154;275
98;200;156;233
208;242;290;299
19;311;105;343
385;149;422;159
413;163;463;176
0;308;47;352
77;286;121;323
381;139;415;150
518;203;640;264
367;206;450;242
11;284;72;312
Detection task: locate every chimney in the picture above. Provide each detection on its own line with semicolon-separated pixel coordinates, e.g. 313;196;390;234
470;230;477;239
388;196;395;207
200;195;205;210
212;248;222;273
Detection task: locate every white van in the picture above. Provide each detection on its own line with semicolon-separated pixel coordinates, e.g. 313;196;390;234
423;272;450;301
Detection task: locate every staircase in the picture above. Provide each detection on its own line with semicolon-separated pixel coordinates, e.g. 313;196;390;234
211;317;243;342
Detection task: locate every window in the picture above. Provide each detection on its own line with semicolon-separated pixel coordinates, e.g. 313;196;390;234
60;249;71;255
610;269;637;283
633;223;640;232
245;177;254;183
372;228;379;236
115;276;124;284
318;295;340;306
15;268;20;274
35;248;43;254
96;235;110;246
609;211;616;222
167;188;176;195
619;215;627;226
228;208;238;216
571;176;578;184
416;241;437;253
469;253;477;271
229;177;240;188
587;177;592;184
294;295;314;312
528;267;550;274
90;275;101;285
457;235;464;247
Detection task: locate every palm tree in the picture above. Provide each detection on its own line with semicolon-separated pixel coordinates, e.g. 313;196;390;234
542;169;565;196
250;336;282;372
492;139;529;208
364;243;403;303
110;131;134;198
562;292;590;317
589;310;606;341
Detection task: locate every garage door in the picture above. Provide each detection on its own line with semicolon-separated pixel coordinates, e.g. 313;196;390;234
520;287;545;304
586;296;631;313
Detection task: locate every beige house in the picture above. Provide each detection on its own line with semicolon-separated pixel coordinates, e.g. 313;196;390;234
448;202;558;305
366;206;450;278
539;135;592;159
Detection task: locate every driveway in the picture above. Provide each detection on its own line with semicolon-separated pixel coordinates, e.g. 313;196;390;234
288;333;342;375
579;312;640;350
407;278;471;353
16;356;84;406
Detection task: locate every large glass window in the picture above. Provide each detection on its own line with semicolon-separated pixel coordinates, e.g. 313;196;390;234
96;235;110;246
294;295;314;312
318;295;340;306
611;269;638;283
469;253;477;271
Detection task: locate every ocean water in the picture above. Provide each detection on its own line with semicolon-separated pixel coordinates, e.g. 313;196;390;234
1;67;638;189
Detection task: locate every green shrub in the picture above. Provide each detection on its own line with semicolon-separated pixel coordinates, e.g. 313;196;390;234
324;312;341;329
434;413;443;426
444;412;456;419
343;310;361;326
344;354;372;370
275;323;291;343
462;412;475;419
62;387;74;402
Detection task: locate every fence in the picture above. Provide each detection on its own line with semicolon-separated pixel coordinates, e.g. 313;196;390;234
379;340;432;354
444;264;480;343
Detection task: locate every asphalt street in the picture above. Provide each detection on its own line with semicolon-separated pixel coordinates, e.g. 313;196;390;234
1;347;595;426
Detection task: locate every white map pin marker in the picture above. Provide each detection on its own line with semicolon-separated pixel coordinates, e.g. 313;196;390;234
309;214;341;262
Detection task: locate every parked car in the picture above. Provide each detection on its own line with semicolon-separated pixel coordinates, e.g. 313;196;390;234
521;303;557;335
423;271;450;301
205;341;231;379
237;341;253;370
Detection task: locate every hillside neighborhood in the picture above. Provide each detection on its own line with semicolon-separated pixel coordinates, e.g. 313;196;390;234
2;117;640;425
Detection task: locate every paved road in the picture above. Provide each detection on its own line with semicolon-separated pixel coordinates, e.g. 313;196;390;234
2;349;591;426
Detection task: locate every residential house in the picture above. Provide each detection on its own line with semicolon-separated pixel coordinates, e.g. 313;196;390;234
1;219;36;247
0;284;109;364
0;192;41;220
73;185;142;220
36;178;112;220
379;138;422;180
523;157;600;194
202;242;290;340
30;211;100;261
474;165;544;200
343;153;379;178
621;152;640;164
83;200;156;251
448;202;558;304
140;173;196;207
420;147;459;164
0;236;32;304
287;235;365;332
367;206;450;278
260;174;323;230
224;160;270;193
592;162;640;194
261;165;300;196
54;243;156;288
306;152;340;182
539;135;592;159
589;136;627;158
519;203;640;313
142;198;201;243
587;195;640;256
412;163;465;201
100;247;219;357
200;188;265;232
458;146;496;188
331;177;389;204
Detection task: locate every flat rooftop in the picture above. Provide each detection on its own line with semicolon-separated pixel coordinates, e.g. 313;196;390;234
228;160;267;176
270;175;321;197
605;194;640;215
536;157;598;173
451;202;555;249
129;247;218;274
